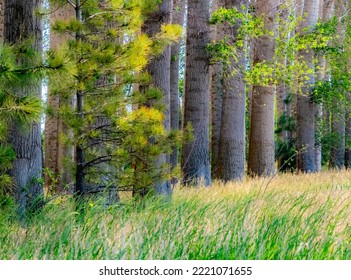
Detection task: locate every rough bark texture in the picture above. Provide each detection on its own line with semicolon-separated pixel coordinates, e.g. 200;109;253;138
170;0;185;176
0;0;3;43
142;0;172;195
296;0;319;173
182;0;211;186
210;0;224;177
248;0;277;177
4;0;44;214
45;3;75;193
216;0;247;181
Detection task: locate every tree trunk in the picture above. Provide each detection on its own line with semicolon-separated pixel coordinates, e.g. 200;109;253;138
296;0;319;173
216;0;247;181
182;0;211;186
4;0;44;214
141;0;173;195
45;3;75;194
0;0;3;43
345;95;351;168
170;0;186;180
210;0;224;177
316;0;334;171
330;0;345;169
248;0;277;177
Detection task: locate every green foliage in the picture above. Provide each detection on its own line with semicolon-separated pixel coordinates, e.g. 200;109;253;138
47;0;182;194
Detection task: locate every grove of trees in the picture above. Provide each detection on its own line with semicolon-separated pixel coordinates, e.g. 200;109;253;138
1;0;351;216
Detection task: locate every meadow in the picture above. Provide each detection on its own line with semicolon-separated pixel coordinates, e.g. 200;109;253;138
1;170;351;260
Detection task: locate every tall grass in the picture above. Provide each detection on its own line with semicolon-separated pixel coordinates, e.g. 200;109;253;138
1;170;351;259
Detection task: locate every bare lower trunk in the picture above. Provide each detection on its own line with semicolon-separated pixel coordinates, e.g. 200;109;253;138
4;0;44;214
182;0;211;186
216;0;247;181
296;0;319;173
248;0;277;177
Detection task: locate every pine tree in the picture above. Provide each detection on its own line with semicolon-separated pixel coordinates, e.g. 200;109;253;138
48;0;182;202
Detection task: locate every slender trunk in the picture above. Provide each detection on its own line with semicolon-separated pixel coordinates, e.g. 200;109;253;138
170;0;186;180
0;0;3;43
248;0;277;177
216;0;247;181
74;0;85;198
141;0;173;195
4;0;44;214
296;0;319;173
330;0;345;169
210;0;224;177
345;94;351;168
182;0;211;186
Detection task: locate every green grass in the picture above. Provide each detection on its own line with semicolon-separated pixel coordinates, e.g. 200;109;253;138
1;170;351;259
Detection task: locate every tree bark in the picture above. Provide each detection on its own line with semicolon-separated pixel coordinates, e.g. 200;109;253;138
296;0;319;173
170;0;186;180
216;0;247;181
210;0;224;177
4;0;44;214
182;0;211;186
248;0;277;177
142;0;173;195
0;0;3;43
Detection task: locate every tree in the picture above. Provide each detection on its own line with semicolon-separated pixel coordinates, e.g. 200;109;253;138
248;0;278;176
182;0;211;186
295;0;320;172
3;0;44;214
48;0;181;203
210;0;224;177
170;0;186;180
141;0;173;195
216;0;247;181
0;44;42;204
44;2;75;193
329;0;346;169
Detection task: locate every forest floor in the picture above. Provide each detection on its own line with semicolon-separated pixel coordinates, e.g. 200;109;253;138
1;170;351;259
